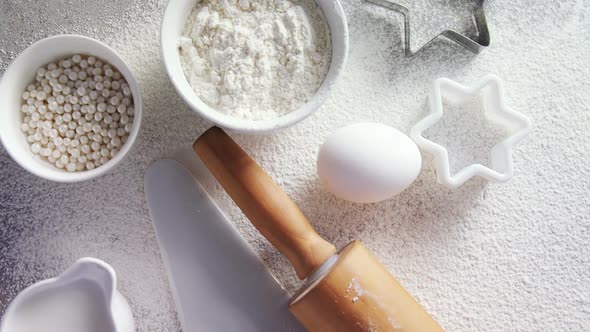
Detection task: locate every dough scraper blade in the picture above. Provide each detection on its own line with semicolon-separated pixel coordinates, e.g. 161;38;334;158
144;159;304;332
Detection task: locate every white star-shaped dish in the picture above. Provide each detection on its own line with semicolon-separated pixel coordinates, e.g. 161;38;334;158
410;75;532;189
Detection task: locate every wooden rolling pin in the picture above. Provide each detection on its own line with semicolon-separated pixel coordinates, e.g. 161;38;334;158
194;127;444;332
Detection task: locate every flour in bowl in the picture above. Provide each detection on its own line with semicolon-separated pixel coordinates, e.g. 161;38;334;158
178;0;331;120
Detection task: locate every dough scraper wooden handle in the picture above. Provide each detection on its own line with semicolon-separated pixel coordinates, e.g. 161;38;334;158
194;127;444;332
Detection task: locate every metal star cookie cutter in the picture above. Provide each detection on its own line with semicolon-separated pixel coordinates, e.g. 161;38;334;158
365;0;490;57
410;75;532;189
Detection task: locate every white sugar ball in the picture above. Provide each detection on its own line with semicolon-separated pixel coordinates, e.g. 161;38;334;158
111;137;121;147
31;143;41;154
60;155;69;164
22;55;134;172
41;148;52;157
71;149;81;159
120;115;129;125
97;103;107;112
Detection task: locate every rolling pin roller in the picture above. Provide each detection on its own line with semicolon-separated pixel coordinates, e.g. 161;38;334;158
194;127;444;332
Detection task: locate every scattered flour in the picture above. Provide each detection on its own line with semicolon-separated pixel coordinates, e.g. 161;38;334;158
178;0;331;120
2;1;590;332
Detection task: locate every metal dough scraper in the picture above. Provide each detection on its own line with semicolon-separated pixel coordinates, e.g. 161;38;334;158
144;159;304;332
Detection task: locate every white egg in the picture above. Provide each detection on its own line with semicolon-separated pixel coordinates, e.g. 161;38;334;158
317;123;422;203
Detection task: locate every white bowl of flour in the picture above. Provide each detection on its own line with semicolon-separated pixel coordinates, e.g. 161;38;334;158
161;0;348;133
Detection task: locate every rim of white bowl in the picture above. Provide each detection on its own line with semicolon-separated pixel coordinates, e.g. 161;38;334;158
160;0;349;133
0;34;143;183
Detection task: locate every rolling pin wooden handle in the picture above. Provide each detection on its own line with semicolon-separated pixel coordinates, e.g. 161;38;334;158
194;127;336;280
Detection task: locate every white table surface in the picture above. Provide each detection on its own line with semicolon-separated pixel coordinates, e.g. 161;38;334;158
1;0;589;331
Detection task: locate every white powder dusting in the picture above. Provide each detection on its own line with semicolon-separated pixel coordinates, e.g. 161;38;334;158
2;1;590;332
178;0;331;120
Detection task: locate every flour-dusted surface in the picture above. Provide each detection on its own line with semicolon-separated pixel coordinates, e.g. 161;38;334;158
179;0;331;120
1;1;589;331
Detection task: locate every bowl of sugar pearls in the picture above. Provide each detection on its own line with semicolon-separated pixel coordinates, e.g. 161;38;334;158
0;34;142;182
161;0;348;133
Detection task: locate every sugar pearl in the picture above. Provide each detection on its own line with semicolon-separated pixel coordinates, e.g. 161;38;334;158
111;137;121;147
48;101;58;111
31;143;41;154
68;71;78;81
71;149;81;158
22;55;134;172
60;155;69;164
97;103;107;112
41;148;52;157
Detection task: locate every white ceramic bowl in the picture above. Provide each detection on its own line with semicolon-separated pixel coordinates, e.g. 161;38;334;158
161;0;348;133
0;35;143;182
